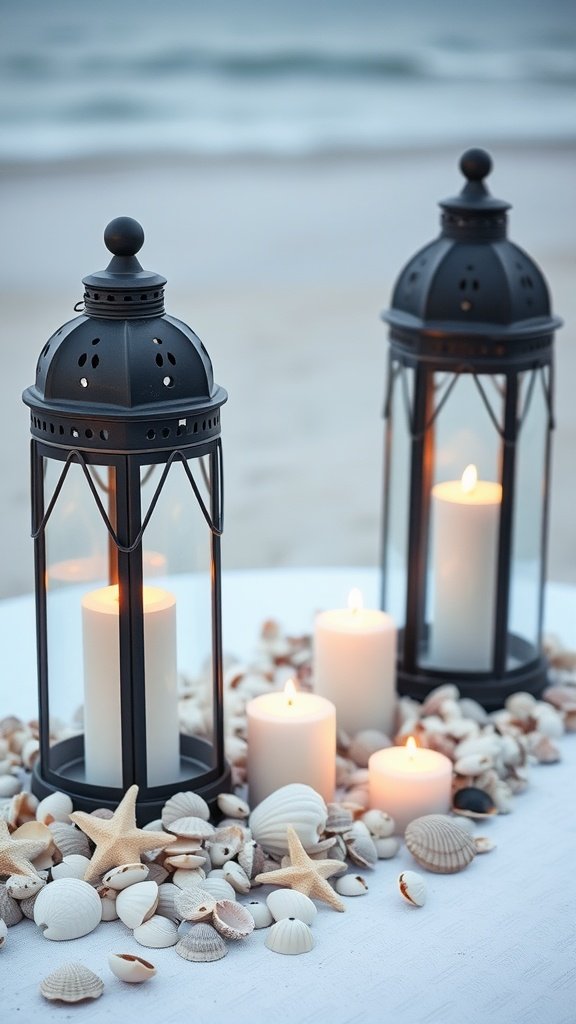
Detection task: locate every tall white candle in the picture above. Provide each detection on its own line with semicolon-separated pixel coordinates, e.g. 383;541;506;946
313;589;397;737
82;584;179;787
368;737;452;834
246;680;336;807
431;464;502;670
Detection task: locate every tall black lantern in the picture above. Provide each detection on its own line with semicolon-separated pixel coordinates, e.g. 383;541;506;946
381;149;562;710
23;217;231;822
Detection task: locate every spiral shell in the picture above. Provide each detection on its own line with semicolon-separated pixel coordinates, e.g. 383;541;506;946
176;922;227;962
265;917;314;955
34;878;102;940
40;963;104;1002
249;783;327;858
404;814;477;874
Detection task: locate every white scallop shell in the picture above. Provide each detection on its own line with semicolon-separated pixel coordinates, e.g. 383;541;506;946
133;914;179;948
162;792;210;827
249;783;328;858
334;873;369;897
217;793;250;819
6;873;45;899
172;868;206;890
266;889;317;926
156;881;182;922
166;816;216;840
48;821;91;859
174;887;216;922
40;963;104;1002
175;922;227;962
212;898;255;940
201;876;237;901
244;900;273;929
34;878;102;940
51;855;91;881
115;880;159;929
164;853;206;870
103;862;150;890
404;814;477;874
398;870;427;907
108;952;157;983
36;791;73;825
265;917;314;955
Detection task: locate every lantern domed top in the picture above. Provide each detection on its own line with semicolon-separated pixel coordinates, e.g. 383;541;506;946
382;148;562;365
23;218;227;452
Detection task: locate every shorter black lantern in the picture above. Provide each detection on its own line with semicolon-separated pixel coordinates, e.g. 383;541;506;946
23;217;231;821
381;149;562;710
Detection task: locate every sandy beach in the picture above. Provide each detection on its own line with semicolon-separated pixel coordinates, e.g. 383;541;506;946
1;142;575;599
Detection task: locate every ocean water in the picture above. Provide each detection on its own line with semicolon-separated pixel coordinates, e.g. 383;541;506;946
0;0;575;162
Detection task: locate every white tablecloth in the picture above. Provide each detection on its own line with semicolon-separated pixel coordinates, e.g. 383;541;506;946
2;568;576;1024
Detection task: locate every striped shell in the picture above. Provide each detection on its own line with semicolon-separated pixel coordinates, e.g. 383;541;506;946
0;883;23;926
212;899;255;940
249;783;327;858
34;878;102;940
266;889;317;925
40;963;104;1002
404;814;477;874
265;917;314;955
162;792;210;827
175;922;227;962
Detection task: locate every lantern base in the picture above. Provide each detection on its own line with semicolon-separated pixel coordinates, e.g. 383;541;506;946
31;734;232;825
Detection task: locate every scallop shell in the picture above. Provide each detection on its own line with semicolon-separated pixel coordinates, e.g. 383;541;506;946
6;873;46;899
266;889;317;926
265;917;314;955
103;862;149;890
162;791;210;827
156;881;182;922
334;873;369;897
249;783;328;858
51;855;91;881
166;816;215;840
212;898;255;940
34;877;102;940
172;868;206;890
108;952;157;983
36;791;73;825
133;914;180;948
48;821;91;859
40;963;104;1002
404;814;477;874
164;853;206;870
244;900;273;929
174;886;216;922
201;876;237;902
217;793;250;819
398;870;427;907
0;883;23;926
115;880;159;928
175;922;227;962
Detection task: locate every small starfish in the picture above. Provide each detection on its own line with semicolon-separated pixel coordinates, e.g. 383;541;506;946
0;819;46;879
254;825;346;912
70;784;176;882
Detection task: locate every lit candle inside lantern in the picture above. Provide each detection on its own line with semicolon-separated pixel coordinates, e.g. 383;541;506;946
246;678;336;807
81;584;179;787
313;588;397;736
431;464;502;670
368;736;452;834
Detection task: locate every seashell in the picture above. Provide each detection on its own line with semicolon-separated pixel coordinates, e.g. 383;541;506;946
334;873;369;896
36;791;73;825
452;786;497;819
51;854;92;881
176;922;227;962
34;877;102;940
201;876;237;901
40;963;104;1003
244;900;273;929
20;891;41;920
156;881;182;922
217;793;250;819
324;803;354;834
103;862;150;890
133;914;180;948
172;867;206;890
265;917;314;955
505;691;536;720
0;883;24;926
6;873;46;899
108;952;157;983
527;732;561;764
21;738;40;770
11;820;54;868
398;870;427;907
174;886;216;922
166;816;215;840
458;697;490;725
164;853;206;870
115;880;159;928
348;730;391;767
48;821;91;859
421;684;460;717
342;785;369;810
361;809;395;838
238;840;266;879
98;888;119;922
222;860;251;894
344;831;378;869
212;898;255;940
374;836;400;859
146;862;169;885
207;825;244;866
266;889;317;926
249;783;327;858
405;814;477;874
474;835;496;854
454;753;493;777
159;836;203;856
0;918;7;947
0;775;22;798
6;791;38;827
162;791;210;828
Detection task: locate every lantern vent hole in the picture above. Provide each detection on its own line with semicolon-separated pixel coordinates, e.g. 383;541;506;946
100;429;109;441
153;337;162;345
85;429;93;439
156;353;164;367
147;429;155;440
162;427;170;438
168;352;176;365
91;354;99;368
92;338;100;345
78;353;87;367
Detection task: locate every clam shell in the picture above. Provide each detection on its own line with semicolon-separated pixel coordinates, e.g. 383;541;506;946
334;873;369;897
108;952;157;983
34;877;102;940
176;922;227;962
266;889;317;926
51;854;91;881
115;880;159;928
172;867;206;890
36;791;73;825
164;853;206;870
6;873;45;899
207;825;244;866
103;862;150;890
166;816;215;840
405;814;477;874
374;836;400;859
222;861;251;894
201;876;237;901
48;821;91;859
244;900;273;929
238;840;266;879
133;914;179;948
0;883;23;926
265;917;314;955
174;886;216;922
162;792;210;827
0;918;7;947
20;891;41;920
212;898;255;940
40;963;104;1003
156;881;182;922
361;809;396;838
249;783;327;858
217;793;250;819
398;870;427;906
452;786;497;819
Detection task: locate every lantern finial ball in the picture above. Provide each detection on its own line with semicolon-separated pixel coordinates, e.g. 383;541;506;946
459;148;492;183
104;217;145;258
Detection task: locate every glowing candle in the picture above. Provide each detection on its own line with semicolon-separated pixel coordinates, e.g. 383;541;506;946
368;737;452;834
431;464;502;670
246;679;336;807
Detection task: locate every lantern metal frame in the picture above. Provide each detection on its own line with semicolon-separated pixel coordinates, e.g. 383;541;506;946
23;217;231;822
380;150;562;710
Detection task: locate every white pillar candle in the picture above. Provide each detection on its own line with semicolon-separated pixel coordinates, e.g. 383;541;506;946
431;464;502;670
246;680;336;807
313;589;397;737
368;737;452;834
82;584;179;788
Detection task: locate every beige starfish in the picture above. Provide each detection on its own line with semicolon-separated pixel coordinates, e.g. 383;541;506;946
69;784;176;882
0;819;46;879
254;825;347;912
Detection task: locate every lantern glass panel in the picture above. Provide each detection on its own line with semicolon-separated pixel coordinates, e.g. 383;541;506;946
383;359;413;626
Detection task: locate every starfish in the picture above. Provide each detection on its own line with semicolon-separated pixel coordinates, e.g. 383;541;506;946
254;825;347;912
0;819;46;879
69;785;176;882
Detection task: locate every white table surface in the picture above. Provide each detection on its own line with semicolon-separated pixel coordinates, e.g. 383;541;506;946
1;567;576;1024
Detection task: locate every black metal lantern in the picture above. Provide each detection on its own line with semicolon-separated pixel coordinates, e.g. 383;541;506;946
23;217;231;822
381;149;562;710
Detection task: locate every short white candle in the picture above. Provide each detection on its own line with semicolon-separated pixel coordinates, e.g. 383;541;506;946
368;737;453;834
246;679;336;807
431;464;502;670
82;584;180;788
313;589;397;736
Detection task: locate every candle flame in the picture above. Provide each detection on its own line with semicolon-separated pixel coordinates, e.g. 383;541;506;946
348;588;363;613
284;678;297;706
405;736;417;758
461;464;478;495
